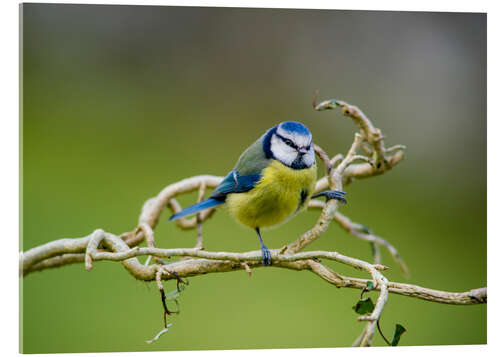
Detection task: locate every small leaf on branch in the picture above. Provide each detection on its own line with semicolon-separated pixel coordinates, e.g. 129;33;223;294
390;324;407;346
352;298;375;315
359;281;374;299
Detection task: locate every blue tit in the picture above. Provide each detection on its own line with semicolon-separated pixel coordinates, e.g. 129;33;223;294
169;121;346;265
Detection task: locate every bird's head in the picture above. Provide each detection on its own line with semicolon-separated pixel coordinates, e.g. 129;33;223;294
264;121;315;169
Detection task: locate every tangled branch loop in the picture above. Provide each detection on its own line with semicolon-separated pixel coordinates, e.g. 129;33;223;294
20;97;485;347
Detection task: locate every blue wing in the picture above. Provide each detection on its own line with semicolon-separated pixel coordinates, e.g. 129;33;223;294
170;133;269;222
169;170;261;221
210;170;261;199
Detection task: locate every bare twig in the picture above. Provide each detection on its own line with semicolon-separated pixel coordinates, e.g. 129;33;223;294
195;182;206;250
307;203;409;276
137;223;166;265
314;144;333;175
21;230;485;306
284;132;364;254
313;97;405;189
19;97;484;347
241;261;252;276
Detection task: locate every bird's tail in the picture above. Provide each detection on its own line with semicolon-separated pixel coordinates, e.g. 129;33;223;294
169;198;224;221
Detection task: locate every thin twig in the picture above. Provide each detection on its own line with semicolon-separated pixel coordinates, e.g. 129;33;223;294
307;204;409;276
376;319;391;346
241;261;252;276
195;182;206;250
18;97;485;349
137;223;166;265
24;228;485;305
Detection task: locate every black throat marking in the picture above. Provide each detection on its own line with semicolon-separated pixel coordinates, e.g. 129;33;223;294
291;156;309;170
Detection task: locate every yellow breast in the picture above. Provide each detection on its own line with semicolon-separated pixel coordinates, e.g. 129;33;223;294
226;160;317;229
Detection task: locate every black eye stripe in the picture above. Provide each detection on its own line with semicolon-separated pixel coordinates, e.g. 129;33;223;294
275;133;312;151
276;133;298;149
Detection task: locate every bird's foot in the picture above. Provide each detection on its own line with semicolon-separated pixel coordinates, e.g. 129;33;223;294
261;245;272;266
312;190;347;204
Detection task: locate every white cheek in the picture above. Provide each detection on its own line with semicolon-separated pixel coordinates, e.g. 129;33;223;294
271;136;296;166
303;149;315;167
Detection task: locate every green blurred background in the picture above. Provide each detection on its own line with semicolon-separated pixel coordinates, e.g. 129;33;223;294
20;4;486;353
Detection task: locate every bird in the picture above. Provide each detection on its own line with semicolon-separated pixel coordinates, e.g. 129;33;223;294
169;121;346;266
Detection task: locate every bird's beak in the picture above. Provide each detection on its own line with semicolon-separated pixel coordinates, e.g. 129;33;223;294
298;147;308;155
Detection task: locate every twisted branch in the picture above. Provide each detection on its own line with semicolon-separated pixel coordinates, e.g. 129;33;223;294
19;97;485;347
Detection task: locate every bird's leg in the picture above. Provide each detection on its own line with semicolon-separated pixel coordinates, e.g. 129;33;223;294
256;227;272;266
311;190;347;203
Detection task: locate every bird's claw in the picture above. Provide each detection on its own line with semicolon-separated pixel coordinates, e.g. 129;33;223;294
261;245;272;266
312;190;347;204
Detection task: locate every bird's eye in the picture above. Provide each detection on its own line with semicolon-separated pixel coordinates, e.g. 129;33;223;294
284;139;293;146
